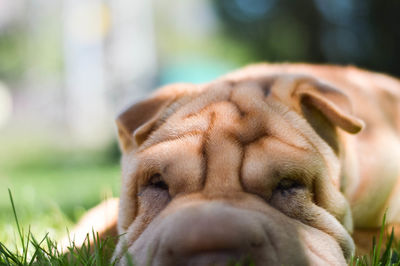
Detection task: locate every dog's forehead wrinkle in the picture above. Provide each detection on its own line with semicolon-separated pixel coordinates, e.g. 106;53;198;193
243;138;317;181
200;104;274;193
148;80;269;141
200;111;215;189
134;80;340;202
153;95;193;128
271;162;316;182
161;163;170;176
139;130;204;154
265;98;335;160
140;84;233;150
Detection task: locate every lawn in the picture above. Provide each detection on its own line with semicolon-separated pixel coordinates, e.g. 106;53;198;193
0;132;121;248
0;165;120;244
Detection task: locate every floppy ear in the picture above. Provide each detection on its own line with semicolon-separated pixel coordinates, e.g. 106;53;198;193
291;78;364;152
116;84;196;153
295;80;364;133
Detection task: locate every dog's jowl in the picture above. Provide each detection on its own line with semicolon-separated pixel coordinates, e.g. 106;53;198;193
111;64;400;265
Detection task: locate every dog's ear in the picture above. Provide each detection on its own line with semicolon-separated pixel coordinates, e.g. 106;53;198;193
275;76;365;153
294;79;365;153
116;95;173;152
116;84;196;153
295;79;364;134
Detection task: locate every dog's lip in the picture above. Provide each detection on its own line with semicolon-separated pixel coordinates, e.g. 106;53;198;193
184;251;245;266
161;250;246;266
148;236;249;266
124;201;350;266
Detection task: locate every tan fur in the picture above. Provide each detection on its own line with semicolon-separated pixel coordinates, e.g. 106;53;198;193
60;198;118;251
73;64;400;265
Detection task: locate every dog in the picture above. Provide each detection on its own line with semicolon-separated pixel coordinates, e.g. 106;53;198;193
71;63;400;265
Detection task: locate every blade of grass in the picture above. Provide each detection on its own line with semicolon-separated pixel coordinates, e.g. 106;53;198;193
93;230;102;266
0;242;21;265
8;189;26;258
29;232;50;266
374;211;388;265
22;225;31;264
381;226;395;265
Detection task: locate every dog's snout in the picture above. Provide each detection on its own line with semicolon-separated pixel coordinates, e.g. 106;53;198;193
123;200;344;265
154;203;267;265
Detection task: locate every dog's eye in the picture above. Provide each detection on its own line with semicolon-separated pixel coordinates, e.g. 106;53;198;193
149;173;169;190
276;178;303;191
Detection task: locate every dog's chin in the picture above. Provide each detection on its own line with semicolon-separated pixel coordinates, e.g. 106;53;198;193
121;249;260;266
116;231;348;266
119;246;347;266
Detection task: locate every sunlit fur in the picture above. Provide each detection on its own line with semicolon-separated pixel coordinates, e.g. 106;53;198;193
79;64;400;265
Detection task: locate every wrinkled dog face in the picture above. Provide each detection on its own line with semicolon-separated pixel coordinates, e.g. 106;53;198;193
113;73;364;265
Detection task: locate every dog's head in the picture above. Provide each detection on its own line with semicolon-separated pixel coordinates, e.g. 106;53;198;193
113;73;364;265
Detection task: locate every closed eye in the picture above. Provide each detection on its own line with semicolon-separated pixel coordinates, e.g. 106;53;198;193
276;178;304;191
148;173;169;190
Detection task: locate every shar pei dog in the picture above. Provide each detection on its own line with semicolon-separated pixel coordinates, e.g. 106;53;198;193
74;64;400;265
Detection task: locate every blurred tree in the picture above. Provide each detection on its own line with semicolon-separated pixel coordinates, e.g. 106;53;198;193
212;0;400;77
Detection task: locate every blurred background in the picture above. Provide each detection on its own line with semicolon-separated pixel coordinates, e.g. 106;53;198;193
1;0;400;243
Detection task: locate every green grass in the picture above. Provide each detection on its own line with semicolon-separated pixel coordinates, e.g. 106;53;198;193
0;130;125;265
0;165;120;247
0;190;119;265
0;131;121;246
350;213;400;266
0;132;124;265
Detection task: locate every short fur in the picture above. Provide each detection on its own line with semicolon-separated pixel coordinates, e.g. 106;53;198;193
71;64;400;265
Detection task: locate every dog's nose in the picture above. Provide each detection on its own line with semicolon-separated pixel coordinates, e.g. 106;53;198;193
155;203;267;265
